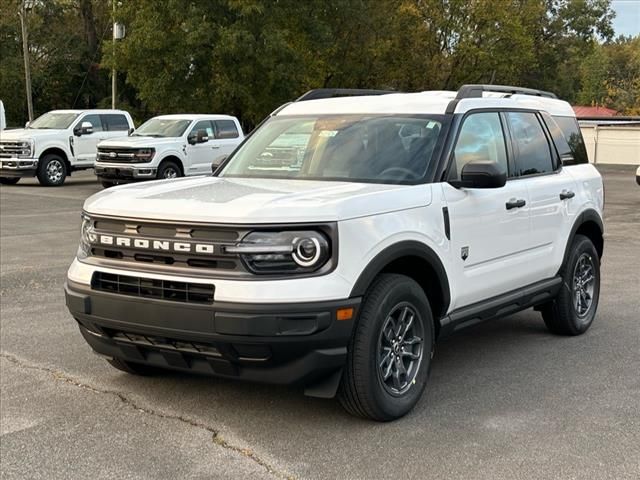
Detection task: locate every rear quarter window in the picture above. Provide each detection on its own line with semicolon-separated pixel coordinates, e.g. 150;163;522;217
551;116;589;165
214;120;240;139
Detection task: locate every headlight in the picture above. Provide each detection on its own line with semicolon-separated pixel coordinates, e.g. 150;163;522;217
18;139;34;158
134;148;155;162
78;214;96;259
226;230;331;274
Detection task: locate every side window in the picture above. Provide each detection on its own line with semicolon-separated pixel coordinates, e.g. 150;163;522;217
507;112;553;176
450;112;508;180
80;114;103;133
214;120;240;139
190;120;214;138
552;116;589;165
102;114;130;131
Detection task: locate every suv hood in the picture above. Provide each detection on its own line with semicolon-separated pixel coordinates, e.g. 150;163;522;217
98;136;182;148
84;176;432;223
0;128;66;141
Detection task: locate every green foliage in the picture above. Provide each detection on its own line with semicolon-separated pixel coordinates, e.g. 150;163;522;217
1;0;637;127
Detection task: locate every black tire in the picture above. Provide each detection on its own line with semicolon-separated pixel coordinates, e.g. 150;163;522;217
101;180;116;188
157;160;182;180
338;273;434;421
0;177;20;185
541;234;600;335
37;154;67;186
107;358;161;376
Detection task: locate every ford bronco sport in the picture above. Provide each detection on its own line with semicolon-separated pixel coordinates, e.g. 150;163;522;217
65;85;604;421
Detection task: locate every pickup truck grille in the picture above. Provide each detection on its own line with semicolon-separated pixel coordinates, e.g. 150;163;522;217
97;147;140;163
0;141;30;158
86;216;249;277
92;272;214;304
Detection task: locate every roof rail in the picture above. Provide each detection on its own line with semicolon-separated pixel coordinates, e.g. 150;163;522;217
296;88;397;102
456;84;558;100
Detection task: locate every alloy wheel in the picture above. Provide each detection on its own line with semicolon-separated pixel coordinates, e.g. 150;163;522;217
573;253;596;318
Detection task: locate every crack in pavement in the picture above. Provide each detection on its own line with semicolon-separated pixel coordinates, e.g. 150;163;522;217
0;351;295;480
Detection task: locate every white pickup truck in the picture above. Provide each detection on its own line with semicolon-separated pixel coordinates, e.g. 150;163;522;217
0;109;134;186
94;114;244;187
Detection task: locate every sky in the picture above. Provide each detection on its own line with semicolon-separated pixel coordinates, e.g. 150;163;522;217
610;0;640;36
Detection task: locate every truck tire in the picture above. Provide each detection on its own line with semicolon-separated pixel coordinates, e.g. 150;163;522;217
107;358;161;376
157;160;182;180
101;180;117;188
338;273;433;421
0;177;20;185
37;153;67;186
541;234;600;335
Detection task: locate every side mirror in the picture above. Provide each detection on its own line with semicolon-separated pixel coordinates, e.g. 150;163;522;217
449;160;506;189
25;121;30;128
128;127;134;135
211;155;228;173
74;121;94;136
188;129;208;144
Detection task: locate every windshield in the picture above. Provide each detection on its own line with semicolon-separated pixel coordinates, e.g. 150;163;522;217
219;115;445;184
131;118;191;138
29;112;79;129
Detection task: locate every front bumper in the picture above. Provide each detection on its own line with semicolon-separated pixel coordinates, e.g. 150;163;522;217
0;158;38;178
65;279;360;387
95;163;157;181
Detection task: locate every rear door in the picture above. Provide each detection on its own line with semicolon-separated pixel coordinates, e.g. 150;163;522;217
212;119;242;162
442;111;532;309
504;111;579;281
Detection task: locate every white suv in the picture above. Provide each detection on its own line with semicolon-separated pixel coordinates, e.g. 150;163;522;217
95;114;244;187
0;109;133;186
65;86;604;421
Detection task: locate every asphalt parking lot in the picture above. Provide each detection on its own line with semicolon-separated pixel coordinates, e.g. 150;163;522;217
1;166;638;480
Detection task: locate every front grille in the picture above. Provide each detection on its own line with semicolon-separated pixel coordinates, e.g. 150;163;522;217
97;147;142;163
87;216;246;276
0;141;30;158
92;272;214;304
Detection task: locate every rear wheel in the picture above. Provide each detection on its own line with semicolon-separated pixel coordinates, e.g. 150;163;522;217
541;234;600;335
157;160;181;180
0;177;20;185
37;154;67;186
338;273;433;421
107;358;161;376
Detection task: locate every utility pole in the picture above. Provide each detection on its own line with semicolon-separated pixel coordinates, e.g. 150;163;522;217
111;0;116;109
18;0;35;122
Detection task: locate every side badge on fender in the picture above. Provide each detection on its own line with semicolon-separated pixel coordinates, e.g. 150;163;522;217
461;246;469;261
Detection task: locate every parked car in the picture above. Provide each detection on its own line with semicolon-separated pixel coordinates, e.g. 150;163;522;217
65;85;604;421
95;114;244;187
0;109;134;186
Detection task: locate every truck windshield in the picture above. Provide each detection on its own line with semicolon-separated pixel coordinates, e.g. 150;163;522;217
219;115;445;184
29;112;79;129
131;118;191;138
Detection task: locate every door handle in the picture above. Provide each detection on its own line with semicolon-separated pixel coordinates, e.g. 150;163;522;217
211;145;220;149
506;198;526;210
559;190;575;200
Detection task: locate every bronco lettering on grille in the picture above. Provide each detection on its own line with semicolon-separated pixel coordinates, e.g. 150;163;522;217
96;235;215;254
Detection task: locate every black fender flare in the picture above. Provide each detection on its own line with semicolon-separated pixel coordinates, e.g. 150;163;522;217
561;208;604;269
349;240;451;316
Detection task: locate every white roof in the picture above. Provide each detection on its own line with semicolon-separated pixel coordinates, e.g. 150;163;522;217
152;114;237;121
50;109;130;114
279;91;575;117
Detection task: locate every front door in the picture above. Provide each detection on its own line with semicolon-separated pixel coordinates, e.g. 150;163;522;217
184;120;215;175
73;114;107;165
443;111;531;310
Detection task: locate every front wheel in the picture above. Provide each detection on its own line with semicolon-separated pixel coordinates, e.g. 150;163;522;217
338;273;433;421
37;154;67;186
100;180;117;188
157;161;182;180
0;177;20;185
541;234;600;335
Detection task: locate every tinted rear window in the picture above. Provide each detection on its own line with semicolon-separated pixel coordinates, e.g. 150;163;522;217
552;116;588;165
214;120;239;139
102;114;130;131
